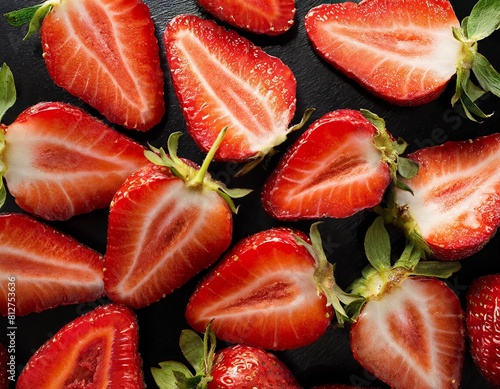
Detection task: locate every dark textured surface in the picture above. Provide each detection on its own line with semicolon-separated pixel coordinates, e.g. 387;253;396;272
0;0;499;388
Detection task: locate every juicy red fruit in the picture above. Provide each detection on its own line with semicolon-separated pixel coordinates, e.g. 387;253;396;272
0;213;104;316
2;102;148;221
197;0;296;36
305;0;462;105
466;274;500;387
186;227;332;350
16;304;144;388
41;0;165;131
164;14;297;162
262;110;391;220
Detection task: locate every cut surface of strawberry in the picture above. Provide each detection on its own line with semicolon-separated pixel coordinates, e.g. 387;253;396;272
104;130;249;308
6;0;165;131
305;0;462;106
164;14;297;163
0;213;104;316
466;274;500;387
185;225;354;350
393;133;500;260
16;304;144;388
262;109;393;220
1;102;148;220
197;0;296;35
351;276;465;389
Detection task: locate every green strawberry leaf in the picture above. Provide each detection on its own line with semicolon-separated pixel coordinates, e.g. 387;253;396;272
179;330;205;376
0;63;16;123
396;157;419;180
466;0;500;41
393;240;422;270
472;52;500;97
151;361;195;389
412;261;461;279
364;217;391;272
3;5;41;27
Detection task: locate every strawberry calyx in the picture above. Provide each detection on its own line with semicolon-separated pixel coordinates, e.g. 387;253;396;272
145;129;252;213
452;0;500;121
151;324;217;389
236;107;315;177
294;222;363;326
4;1;56;40
0;63;16;208
362;109;419;194
347;217;461;319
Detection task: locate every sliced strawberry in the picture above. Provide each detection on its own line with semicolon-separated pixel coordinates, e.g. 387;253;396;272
152;327;301;388
0;213;104;316
0;343;8;389
392;133;500;260
16;304;144;388
262;109;416;220
466;274;500;387
104;130;250;308
197;0;296;36
305;0;466;107
186;225;354;350
1;101;148;220
348;218;465;389
164;15;298;164
6;0;165;131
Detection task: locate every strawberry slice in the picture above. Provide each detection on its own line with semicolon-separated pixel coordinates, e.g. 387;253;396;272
164;15;299;166
185;224;356;350
305;0;500;117
1;99;148;220
5;0;165;131
0;213;104;316
152;326;301;388
390;133;500;260
348;217;465;389
16;304;144;388
262;109;417;220
104;129;251;308
197;0;296;36
466;274;500;387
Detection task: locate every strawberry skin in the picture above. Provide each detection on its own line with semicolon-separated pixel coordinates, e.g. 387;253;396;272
262;110;390;220
305;0;462;105
0;213;104;316
104;163;233;309
16;304;144;388
351;277;465;389
466;274;500;387
41;0;165;131
197;0;296;36
185;228;332;350
2;102;148;221
209;344;301;388
164;15;296;161
394;133;500;260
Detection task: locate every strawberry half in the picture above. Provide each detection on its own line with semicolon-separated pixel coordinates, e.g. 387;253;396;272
262;109;418;220
197;0;296;36
388;132;500;261
152;326;301;388
0;64;148;220
165;15;302;169
104;129;251;308
305;0;500;119
0;213;104;316
5;0;165;131
185;224;356;350
466;274;500;387
16;304;144;388
347;217;465;389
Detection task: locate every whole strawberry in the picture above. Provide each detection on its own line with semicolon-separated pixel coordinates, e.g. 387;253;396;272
466;274;500;387
152;326;301;389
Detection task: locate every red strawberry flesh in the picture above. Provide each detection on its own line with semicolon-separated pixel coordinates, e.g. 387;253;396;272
305;0;462;105
262;109;391;220
41;0;165;130
3;102;148;220
165;15;296;161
